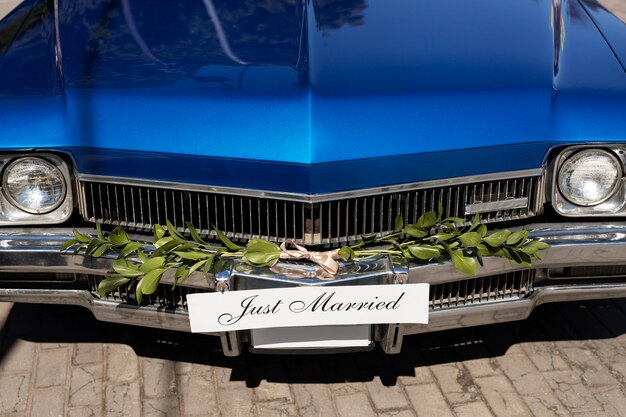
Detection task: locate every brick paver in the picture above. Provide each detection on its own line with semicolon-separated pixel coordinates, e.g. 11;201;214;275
2;300;626;416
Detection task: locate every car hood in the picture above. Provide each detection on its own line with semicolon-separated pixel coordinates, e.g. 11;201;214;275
578;0;626;70
0;0;625;193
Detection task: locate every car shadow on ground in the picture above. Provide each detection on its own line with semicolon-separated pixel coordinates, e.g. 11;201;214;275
0;299;624;387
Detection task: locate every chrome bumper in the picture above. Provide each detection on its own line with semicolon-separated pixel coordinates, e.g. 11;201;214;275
0;223;625;355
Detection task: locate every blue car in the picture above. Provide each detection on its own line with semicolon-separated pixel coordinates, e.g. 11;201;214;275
0;0;625;355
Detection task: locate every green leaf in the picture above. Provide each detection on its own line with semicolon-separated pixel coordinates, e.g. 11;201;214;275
213;226;241;251
458;232;482;248
476;243;492;256
96;222;105;240
153;224;166;243
482;230;511;247
186;222;207;244
112;259;143;277
505;246;523;264
176;259;207;285
154;236;173;248
178;270;191;285
394;213;404;233
109;226;130;246
189;259;207;274
476;251;484;267
469;213;480;231
430;232;457;242
139;257;166;273
494;248;512;260
404;224;428;238
120;242;144;258
477;224;488;238
450;250;477;275
506;230;529;247
417;211;437;229
516;249;532;265
85;239;102;255
338;246;354;261
407;245;441;260
173;251;211;261
439;241;454;257
98;276;131;298
73;229;91;243
173;264;187;288
520;240;550;256
137;251;149;263
244;239;280;267
152;240;182;257
203;254;216;274
174;243;196;252
60;239;80;252
92;243;113;257
442;217;466;224
166;220;186;243
136;268;167;303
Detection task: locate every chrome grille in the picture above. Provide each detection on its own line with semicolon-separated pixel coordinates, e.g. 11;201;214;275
429;269;535;310
78;174;542;245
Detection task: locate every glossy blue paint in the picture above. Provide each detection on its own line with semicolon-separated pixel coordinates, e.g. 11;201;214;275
0;0;625;193
554;0;626;91
308;0;555;93
62;89;311;164
0;0;59;97
579;0;626;71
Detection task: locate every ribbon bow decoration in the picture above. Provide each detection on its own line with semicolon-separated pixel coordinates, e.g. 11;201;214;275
279;240;341;275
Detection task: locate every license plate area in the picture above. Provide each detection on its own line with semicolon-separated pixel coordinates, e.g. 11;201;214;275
250;324;372;353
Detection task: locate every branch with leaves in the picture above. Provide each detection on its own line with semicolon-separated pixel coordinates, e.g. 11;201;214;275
62;208;549;304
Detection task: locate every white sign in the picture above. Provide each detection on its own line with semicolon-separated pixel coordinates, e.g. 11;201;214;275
187;284;429;333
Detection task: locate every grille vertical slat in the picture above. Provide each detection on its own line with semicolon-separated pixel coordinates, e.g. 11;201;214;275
265;199;270;239
429;270;535;310
353;199;358;238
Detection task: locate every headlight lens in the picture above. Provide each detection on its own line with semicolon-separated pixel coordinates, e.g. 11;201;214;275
2;157;67;214
558;149;622;207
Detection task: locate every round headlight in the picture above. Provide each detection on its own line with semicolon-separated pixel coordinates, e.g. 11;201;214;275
558;149;622;207
2;157;67;214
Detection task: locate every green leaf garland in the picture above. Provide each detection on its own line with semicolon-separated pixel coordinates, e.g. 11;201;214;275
63;209;549;302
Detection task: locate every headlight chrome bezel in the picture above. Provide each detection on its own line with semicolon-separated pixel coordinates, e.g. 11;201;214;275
0;154;73;225
557;148;623;207
2;157;68;214
551;145;626;217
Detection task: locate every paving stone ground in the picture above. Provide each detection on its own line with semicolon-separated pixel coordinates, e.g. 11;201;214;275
2;299;626;416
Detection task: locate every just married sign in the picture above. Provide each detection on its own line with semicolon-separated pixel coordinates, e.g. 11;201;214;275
187;284;430;333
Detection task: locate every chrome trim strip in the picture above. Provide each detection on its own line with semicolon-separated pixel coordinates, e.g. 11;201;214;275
77;168;543;203
404;283;626;335
465;197;529;215
0;288;198;333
